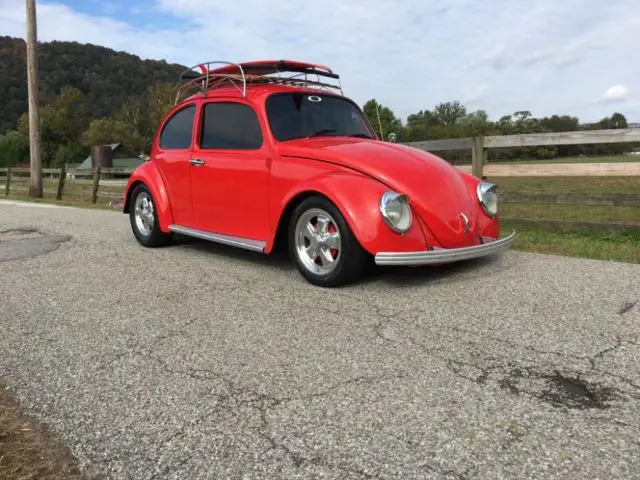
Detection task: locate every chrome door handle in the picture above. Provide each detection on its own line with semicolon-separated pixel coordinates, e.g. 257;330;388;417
189;158;205;166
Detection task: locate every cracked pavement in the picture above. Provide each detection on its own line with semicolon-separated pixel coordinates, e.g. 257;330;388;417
1;200;639;479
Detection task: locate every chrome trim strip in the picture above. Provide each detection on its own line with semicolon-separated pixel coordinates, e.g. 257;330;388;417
168;225;266;252
374;230;516;266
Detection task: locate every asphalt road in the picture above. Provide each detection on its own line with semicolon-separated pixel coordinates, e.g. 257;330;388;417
1;200;639;480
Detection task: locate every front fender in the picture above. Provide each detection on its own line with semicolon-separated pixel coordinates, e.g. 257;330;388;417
123;161;174;233
457;170;500;239
272;171;430;255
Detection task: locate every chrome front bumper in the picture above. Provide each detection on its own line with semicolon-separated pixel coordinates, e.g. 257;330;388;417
374;230;517;266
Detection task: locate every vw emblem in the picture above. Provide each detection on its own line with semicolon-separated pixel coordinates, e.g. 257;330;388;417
460;212;470;234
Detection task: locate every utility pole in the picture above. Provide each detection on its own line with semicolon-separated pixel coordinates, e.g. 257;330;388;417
26;0;42;197
375;103;384;141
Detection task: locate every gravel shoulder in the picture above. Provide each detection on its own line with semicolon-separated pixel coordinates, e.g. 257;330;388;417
1;200;639;479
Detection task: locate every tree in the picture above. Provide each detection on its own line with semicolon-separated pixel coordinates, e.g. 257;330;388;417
17;86;90;166
362;99;403;141
52;143;86;167
82;118;142;151
0;36;185;134
460;110;494;136
404;110;438;141
609;112;628;129
125;81;178;151
513;110;532;122
0;132;29;167
80;81;177;154
432;101;467;126
539;114;579;133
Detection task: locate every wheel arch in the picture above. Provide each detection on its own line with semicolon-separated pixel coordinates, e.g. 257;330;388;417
269;189;332;254
123;179;144;214
122;162;174;232
265;172;429;255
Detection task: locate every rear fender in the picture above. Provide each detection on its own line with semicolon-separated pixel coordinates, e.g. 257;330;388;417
123;161;174;233
269;171;429;255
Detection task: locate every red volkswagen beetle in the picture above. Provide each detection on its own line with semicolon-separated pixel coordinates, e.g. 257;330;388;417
123;60;515;287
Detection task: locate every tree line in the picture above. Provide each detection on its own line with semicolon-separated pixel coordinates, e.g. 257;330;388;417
0;36;183;168
0;83;179;168
0;36;184;134
1;90;634;169
362;99;636;163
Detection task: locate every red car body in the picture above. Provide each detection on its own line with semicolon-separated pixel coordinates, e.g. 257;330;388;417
123;60;515;286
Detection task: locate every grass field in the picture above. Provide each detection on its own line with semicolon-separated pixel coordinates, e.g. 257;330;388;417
3;174;124;205
502;224;640;264
489;175;640;195
501;203;640;223
492;175;640;263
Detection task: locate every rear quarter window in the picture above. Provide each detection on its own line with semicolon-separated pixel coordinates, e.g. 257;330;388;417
159;104;196;149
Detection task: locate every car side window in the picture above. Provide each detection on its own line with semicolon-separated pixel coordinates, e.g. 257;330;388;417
159;104;196;149
200;102;263;149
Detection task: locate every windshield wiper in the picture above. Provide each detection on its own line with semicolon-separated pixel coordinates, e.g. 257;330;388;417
309;128;337;137
285;130;373;141
348;133;374;139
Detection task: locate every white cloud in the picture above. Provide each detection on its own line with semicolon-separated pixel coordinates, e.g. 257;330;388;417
1;0;639;122
602;85;629;102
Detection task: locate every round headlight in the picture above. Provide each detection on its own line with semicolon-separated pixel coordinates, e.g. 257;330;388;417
477;182;498;217
380;191;412;233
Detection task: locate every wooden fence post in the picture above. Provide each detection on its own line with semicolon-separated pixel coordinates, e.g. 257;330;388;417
91;167;101;204
56;166;66;200
4;168;11;196
472;136;485;178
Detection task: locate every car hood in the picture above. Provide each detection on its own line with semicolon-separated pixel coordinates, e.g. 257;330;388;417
278;137;480;248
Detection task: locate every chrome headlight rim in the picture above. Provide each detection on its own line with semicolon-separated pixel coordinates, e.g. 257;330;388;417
476;181;498;217
379;191;412;234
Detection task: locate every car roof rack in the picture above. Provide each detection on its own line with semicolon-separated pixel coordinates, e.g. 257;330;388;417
175;60;344;104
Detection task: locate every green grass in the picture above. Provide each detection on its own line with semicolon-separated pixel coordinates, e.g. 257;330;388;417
503;223;640;264
490;155;640;165
501;203;640;223
494;176;640;263
1;173;124;209
4;175;124;201
489;176;640;195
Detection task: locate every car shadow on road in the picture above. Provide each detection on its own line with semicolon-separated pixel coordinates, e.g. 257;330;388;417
170;234;296;272
170;234;507;287
359;255;503;288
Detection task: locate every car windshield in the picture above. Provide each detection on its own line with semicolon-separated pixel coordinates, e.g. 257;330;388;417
266;93;376;141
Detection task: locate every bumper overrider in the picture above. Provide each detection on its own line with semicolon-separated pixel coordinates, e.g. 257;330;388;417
374;229;517;266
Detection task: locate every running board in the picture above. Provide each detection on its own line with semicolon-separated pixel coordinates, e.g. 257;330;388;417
168;225;266;253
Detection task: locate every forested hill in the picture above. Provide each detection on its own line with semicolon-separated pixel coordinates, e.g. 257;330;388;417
0;36;187;134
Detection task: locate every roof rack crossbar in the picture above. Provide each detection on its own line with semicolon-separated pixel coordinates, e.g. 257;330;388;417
175;60;343;104
246;76;342;91
176;61;247;104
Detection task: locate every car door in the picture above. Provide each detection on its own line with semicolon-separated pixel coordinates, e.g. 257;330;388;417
189;100;271;242
153;102;197;226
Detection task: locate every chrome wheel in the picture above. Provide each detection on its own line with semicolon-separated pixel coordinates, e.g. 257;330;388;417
294;208;342;275
134;191;155;236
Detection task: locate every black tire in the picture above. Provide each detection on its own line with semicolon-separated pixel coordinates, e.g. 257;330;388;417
288;195;370;287
128;183;172;247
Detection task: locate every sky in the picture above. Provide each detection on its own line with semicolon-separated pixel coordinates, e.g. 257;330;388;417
1;0;639;123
